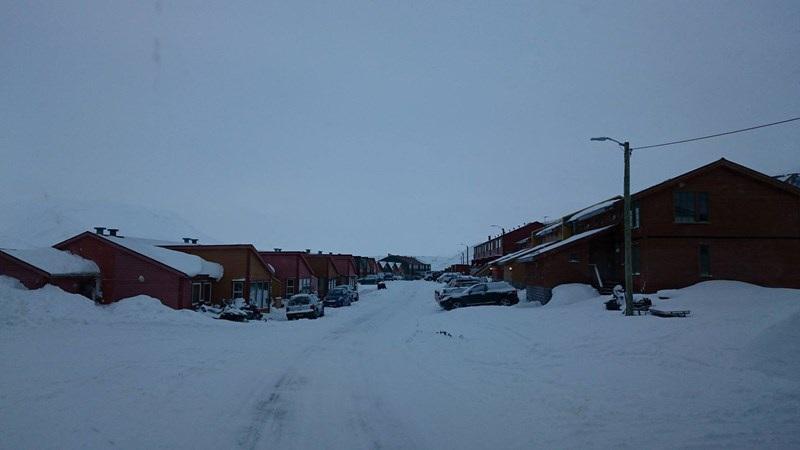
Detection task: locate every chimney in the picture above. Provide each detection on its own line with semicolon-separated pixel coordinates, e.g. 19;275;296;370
190;239;198;244
107;228;119;237
273;248;282;252
94;227;106;235
183;238;192;244
318;251;322;254
305;249;311;253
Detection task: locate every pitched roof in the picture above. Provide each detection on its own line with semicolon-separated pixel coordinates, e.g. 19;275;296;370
259;251;315;279
518;225;616;263
165;243;274;276
54;232;223;280
0;247;99;276
634;158;800;200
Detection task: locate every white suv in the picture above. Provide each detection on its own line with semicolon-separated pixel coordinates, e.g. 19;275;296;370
286;294;325;320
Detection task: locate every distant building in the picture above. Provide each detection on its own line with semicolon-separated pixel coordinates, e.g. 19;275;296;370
471;222;545;270
305;253;342;297
379;255;431;278
259;250;318;299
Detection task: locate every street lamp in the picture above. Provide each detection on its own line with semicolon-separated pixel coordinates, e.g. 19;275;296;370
590;136;634;316
458;242;469;266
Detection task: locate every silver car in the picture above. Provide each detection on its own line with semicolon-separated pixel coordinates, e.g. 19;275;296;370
286;294;325;320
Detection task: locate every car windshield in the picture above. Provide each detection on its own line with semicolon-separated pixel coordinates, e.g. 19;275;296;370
289;296;311;305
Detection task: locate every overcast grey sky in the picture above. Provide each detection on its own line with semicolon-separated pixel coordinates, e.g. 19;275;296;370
1;1;798;256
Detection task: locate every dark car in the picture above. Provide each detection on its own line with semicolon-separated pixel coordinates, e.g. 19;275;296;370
437;282;519;310
324;287;352;307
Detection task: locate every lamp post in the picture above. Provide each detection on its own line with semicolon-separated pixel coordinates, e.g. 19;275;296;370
458;242;469;266
590;136;633;316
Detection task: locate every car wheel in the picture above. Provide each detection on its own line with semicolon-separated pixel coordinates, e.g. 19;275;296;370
500;298;513;306
451;300;463;309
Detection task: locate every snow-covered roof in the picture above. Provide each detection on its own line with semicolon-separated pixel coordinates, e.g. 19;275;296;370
566;198;620;223
491;241;554;266
102;235;223;280
2;247;99;276
518;225;615;263
535;221;562;237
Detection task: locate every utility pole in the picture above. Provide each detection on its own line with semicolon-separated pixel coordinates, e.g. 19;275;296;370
591;137;634;316
622;141;633;316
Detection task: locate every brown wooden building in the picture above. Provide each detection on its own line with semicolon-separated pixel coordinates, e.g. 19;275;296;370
259;250;318;298
164;244;276;310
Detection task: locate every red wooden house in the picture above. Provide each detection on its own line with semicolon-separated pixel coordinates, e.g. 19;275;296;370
329;254;358;287
54;230;223;309
304;253;342;297
259;250;318;298
0;247;100;299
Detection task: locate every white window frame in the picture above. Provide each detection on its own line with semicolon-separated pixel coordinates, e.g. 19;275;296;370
232;279;244;300
286;278;295;296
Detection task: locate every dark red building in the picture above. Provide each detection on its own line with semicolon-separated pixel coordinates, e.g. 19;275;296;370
329;254;358;287
54;230;223;309
259;250;318;298
304;253;342;297
0;247;100;299
471;221;545;269
514;159;800;302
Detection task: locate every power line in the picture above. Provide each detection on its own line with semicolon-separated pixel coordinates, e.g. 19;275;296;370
632;116;800;150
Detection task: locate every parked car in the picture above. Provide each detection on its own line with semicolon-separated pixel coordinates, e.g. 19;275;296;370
287;293;325;320
437;282;519;310
446;276;481;288
436;272;459;283
323;286;352;307
359;275;380;285
337;284;359;302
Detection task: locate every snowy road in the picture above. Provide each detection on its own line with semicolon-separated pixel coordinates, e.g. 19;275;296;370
2;279;800;449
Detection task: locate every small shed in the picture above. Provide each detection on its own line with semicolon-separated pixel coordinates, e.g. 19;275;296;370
0;247;100;299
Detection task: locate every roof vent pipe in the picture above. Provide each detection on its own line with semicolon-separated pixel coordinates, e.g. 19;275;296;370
318;251;322;254
183;238;192;244
190;239;198;244
107;228;119;237
94;227;106;235
305;249;311;253
274;248;281;252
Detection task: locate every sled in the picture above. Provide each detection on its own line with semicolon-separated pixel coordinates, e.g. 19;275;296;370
650;308;691;318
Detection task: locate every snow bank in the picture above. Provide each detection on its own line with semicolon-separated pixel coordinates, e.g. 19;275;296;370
547;283;598;307
0;276;216;327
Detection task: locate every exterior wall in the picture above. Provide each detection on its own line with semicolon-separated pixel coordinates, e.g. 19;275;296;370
524;241;594;290
633;164;800;291
56;234;191;309
635;237;800;292
502;261;527;288
305;255;339;297
635;165;800;239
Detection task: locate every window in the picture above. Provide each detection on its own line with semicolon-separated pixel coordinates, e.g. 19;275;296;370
328;279;336;290
632;243;641;275
286;278;295;296
192;282;212;305
699;244;711;277
232;280;244;299
299;278;311;293
674;192;709;223
248;281;268;309
631;201;641;229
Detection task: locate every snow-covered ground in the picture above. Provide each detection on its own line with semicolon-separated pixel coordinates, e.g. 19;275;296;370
2;277;799;449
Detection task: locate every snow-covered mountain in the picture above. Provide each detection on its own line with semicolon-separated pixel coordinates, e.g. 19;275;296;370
0;196;217;249
416;254;466;271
